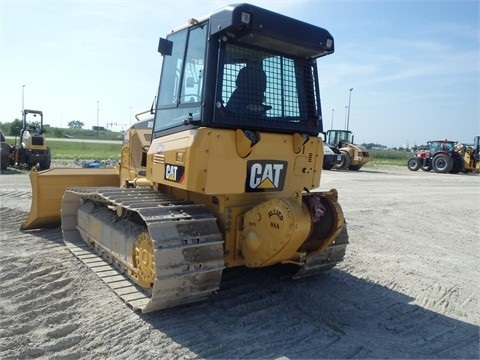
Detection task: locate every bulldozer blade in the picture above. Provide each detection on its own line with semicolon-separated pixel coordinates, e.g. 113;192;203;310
21;167;120;230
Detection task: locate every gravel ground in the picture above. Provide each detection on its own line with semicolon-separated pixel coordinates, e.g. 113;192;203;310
0;164;478;359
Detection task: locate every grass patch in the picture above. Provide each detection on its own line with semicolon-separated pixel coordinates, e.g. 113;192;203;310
45;140;413;166
364;150;411;167
47;140;122;160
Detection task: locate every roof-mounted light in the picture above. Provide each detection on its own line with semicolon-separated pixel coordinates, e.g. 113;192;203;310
326;38;333;50
241;12;251;25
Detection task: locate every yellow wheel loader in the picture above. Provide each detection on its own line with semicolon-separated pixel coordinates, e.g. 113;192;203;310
455;136;480;173
326;129;371;170
22;3;348;313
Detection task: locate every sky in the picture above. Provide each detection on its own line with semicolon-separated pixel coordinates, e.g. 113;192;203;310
0;0;478;148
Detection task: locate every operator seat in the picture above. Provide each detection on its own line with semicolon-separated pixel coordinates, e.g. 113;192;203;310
226;64;271;117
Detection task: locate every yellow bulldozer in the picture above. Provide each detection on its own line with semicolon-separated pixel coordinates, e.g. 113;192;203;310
22;3;348;313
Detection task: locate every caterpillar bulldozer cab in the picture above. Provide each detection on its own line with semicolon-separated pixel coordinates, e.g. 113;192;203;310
23;3;348;313
11;109;51;170
325;129;371;170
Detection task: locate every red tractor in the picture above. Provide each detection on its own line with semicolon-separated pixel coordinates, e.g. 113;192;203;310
407;139;463;174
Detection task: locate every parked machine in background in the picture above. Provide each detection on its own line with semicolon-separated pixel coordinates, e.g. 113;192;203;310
455;136;480;173
325;129;371;170
322;142;342;170
21;111;154;230
21;3;348;313
118;110;154;187
407;139;467;174
10;109;51;170
1;131;9;170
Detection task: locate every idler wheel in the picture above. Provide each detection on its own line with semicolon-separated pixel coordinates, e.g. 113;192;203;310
132;232;155;288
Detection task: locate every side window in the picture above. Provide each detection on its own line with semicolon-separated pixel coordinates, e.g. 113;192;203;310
157;30;187;107
154;25;208;134
180;26;207;104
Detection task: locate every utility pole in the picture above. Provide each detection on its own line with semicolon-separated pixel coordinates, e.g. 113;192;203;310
22;85;26;113
331;108;334;130
97;100;100;139
347;88;353;131
344;106;348;129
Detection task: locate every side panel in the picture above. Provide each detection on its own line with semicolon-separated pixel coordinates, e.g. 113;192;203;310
146;128;323;196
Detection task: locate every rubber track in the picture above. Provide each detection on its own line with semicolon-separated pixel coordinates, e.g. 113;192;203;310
62;187;225;313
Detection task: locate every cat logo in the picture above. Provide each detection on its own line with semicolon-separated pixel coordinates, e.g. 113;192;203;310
165;164;185;183
246;160;287;192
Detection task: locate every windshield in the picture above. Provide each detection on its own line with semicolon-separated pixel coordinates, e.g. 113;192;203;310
430;141;455;152
326;130;353;146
